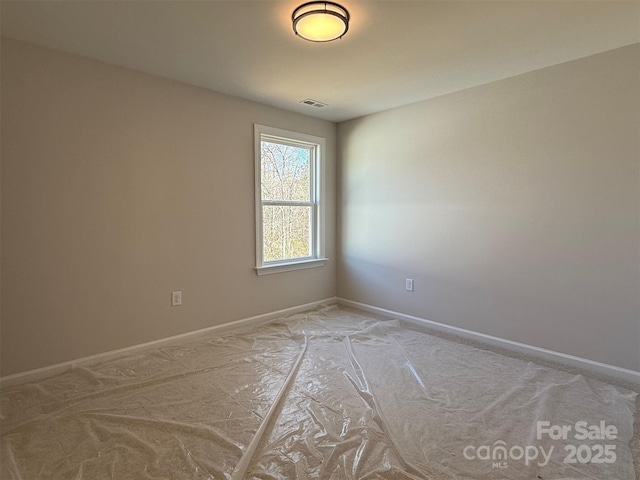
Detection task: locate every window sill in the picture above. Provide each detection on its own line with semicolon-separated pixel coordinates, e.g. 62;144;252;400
255;258;328;276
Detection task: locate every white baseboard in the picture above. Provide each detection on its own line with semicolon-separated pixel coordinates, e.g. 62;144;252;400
0;297;337;389
4;296;637;389
337;298;640;386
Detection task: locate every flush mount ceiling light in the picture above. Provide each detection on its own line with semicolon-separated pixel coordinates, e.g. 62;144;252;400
292;1;350;42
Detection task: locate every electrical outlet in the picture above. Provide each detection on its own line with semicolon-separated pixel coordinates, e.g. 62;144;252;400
171;291;182;306
405;278;414;292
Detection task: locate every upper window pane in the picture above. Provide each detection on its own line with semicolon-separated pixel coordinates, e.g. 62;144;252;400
261;141;311;202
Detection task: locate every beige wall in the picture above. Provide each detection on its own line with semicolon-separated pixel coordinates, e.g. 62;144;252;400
2;38;638;377
338;44;640;371
1;39;336;376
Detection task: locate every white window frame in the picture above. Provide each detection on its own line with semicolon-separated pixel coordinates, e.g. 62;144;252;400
254;124;327;275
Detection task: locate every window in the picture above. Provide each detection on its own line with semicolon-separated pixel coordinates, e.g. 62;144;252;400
255;125;326;275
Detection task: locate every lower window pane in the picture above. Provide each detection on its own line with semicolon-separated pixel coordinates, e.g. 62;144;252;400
263;205;311;262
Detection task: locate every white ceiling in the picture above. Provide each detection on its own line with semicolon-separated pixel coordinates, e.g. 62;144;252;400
2;0;639;122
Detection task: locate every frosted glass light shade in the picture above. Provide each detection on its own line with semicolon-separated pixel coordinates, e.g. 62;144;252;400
292;2;350;42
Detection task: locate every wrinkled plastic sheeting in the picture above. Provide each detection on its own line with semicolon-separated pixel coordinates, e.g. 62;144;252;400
0;306;637;479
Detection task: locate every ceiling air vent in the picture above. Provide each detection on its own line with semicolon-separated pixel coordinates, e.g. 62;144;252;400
300;99;328;108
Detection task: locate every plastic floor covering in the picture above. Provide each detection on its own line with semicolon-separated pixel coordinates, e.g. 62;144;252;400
1;306;637;479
